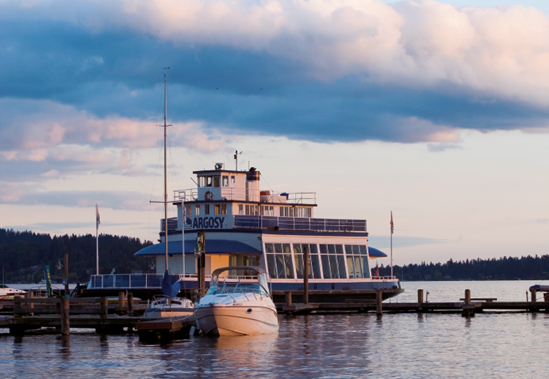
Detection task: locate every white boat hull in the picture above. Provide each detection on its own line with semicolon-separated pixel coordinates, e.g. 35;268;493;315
195;305;279;336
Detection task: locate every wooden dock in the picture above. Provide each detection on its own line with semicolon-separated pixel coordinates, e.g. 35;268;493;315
0;294;173;336
278;288;549;316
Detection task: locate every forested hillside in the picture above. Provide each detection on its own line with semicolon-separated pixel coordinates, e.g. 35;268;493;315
377;255;549;281
0;229;152;283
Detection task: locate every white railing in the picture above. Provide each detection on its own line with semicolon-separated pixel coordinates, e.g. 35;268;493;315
88;273;212;289
234;215;367;232
174;189;198;202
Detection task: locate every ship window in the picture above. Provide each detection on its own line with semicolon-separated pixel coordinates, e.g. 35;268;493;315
222;176;228;187
231;175;235;184
308;244;321;279
185;205;191;217
279;207;284;217
206;176;212;187
265;243;295;279
221;204;227;215
215;204;220;215
205;204;210;215
319;244;348;279
213;176;220;188
195;205;200;215
198;177;205;187
239;204;243;215
294;244;320;279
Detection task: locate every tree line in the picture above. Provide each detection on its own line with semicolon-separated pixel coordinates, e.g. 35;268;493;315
376;255;549;281
0;228;153;283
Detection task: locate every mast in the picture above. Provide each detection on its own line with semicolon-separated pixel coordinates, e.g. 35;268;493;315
163;71;169;272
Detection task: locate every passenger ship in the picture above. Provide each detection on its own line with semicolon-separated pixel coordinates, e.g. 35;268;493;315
87;163;402;303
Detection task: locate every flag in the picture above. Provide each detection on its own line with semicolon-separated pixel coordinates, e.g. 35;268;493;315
390;211;394;235
96;204;100;229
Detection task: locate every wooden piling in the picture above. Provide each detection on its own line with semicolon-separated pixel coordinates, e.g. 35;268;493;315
376;289;383;316
418;289;424;304
26;291;34;316
119;291;125;308
64;252;69;297
127;293;134;317
304;246;309;304
60;297;70;336
100;297;108;320
462;289;474;317
285;291;292;307
531;289;537;303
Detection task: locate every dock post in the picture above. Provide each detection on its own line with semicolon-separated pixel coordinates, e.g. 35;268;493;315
285;291;292;307
119;291;126;308
531;289;537;303
60;297;70;336
462;289;474;317
128;293;134;317
100;297;108;320
304;246;309;304
376;289;383;316
26;291;34;316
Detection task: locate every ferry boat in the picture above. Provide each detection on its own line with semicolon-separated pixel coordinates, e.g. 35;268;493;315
87;162;402;303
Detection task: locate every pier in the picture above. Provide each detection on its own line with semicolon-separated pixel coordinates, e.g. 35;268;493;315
278;288;549;316
2;287;549;341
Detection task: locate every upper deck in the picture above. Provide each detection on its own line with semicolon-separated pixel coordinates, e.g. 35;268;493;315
162;163;366;235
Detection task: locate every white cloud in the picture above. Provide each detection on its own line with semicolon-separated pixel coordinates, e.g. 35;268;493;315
0;98;239;159
9;0;549;105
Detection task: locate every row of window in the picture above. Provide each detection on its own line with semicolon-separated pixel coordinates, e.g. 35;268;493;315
187;204;227;216
198;175;235;188
186;204;312;218
264;243;371;280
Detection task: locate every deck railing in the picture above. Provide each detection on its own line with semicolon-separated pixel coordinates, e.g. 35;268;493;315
234;215;367;232
88;273;211;289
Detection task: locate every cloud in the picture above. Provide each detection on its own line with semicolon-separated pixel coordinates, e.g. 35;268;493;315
2;0;549;146
1;189;153;211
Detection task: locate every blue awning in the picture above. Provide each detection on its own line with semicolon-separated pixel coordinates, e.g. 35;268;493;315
369;247;387;258
135;240;262;256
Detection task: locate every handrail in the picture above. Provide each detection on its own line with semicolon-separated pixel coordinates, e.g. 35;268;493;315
234;215;367;232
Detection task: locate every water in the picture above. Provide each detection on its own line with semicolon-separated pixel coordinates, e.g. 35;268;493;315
1;281;549;378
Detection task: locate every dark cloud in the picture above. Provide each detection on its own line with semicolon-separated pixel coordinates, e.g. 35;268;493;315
2;13;549;146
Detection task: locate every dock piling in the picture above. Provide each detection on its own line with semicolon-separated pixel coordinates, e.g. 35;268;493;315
100;297;108;320
60;297;70;336
285;291;292;307
119;291;125;308
128;293;134;317
376;289;383;316
462;289;475;317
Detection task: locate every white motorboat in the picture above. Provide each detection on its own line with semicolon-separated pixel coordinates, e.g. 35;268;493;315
0;285;26;297
195;266;279;337
144;295;194;318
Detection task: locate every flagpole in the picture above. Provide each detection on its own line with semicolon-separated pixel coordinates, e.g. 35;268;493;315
96;204;100;275
390;211;394;278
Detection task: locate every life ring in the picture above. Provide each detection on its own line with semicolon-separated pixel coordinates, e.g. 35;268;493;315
205;191;214;201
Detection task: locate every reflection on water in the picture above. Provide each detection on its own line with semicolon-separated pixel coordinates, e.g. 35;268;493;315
1;282;549;378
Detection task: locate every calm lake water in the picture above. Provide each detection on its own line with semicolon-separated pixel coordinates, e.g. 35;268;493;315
1;280;549;378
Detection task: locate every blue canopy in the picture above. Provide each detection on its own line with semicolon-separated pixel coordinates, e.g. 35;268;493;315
135;240;262;256
368;247;387;258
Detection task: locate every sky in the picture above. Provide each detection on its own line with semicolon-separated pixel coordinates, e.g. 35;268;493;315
1;0;549;266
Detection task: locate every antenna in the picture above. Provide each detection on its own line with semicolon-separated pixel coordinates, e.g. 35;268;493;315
234;150;243;170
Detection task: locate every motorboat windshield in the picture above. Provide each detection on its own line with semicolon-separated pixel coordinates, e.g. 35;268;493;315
208;266;271;297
